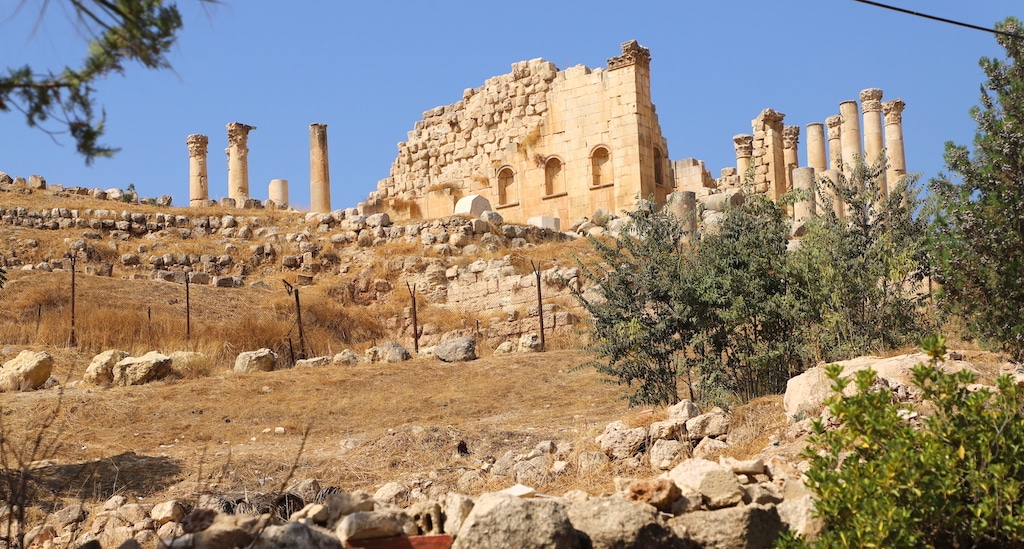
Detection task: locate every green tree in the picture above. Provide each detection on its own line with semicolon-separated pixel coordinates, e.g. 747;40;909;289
572;201;697;407
789;160;930;363
689;193;799;403
931;16;1024;361
1;0;215;163
780;335;1024;548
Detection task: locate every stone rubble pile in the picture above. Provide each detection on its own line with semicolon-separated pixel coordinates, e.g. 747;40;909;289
3;456;817;549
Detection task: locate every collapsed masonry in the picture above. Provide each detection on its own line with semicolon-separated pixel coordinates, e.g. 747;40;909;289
362;40;909;227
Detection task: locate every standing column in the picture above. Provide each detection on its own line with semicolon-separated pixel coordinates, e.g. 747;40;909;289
839;100;862;179
882;99;907;190
310;123;331;213
824;115;844;218
806;122;827;173
733;134;753;180
861;88;886;196
269;179;289;209
826;115;842;171
792;167;816;222
187;134;209;207
226;122;255;206
783;125;800;194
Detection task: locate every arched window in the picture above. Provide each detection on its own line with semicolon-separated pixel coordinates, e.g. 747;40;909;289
544;157;564;196
497;167;516;205
654;147;665;187
592;147;611;187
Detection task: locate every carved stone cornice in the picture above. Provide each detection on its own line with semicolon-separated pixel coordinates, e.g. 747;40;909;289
882;99;906;125
783;126;800;149
733;134;754;157
825;115;842;139
186;134;208;157
754;108;785;127
860;88;883;114
607;40;651;70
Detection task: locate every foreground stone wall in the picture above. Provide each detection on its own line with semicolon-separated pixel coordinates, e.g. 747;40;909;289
364;40;671;225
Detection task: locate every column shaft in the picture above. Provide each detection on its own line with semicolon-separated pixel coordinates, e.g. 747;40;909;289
806;123;827;173
733;134;753;180
187;134;209;207
226;122;256;206
861;88;886;196
310;123;331;213
839;100;862;180
883;99;907;191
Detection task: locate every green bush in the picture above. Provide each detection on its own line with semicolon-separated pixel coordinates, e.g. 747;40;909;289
782;335;1024;548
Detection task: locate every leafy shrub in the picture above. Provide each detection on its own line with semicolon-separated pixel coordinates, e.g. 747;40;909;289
783;335;1024;548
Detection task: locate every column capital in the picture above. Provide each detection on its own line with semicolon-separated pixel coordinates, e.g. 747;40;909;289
860;88;883;113
753;108;785;126
733;134;754;156
825;115;842;139
783;126;800;149
226;122;256;147
186;134;208;157
882;99;906;124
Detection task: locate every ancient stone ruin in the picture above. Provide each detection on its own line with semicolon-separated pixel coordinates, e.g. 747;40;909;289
359;40;909;228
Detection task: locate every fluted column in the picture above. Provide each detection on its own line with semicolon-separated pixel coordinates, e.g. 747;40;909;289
733;134;753;180
861;88;886;196
806;122;827;174
882;99;907;191
839;100;862;179
187;134;209;207
226;122;256;206
310;123;331;213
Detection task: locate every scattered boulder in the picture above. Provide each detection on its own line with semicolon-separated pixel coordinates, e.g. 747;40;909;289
492;341;516;355
112;351;173;386
567;496;681;548
452;492;579;549
365;341;411;363
668;503;783;549
234;348;279;373
84;350;128;385
0;350;54;391
518;333;542;353
597;421;647;460
436;337;477;362
454;195;492;217
336;508;415;543
666;459;744;510
331;349;361;366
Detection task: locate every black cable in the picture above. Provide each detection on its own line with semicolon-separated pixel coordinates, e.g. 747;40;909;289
853;0;1024;39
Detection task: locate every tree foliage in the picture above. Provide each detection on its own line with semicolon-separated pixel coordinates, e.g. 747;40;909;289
1;0;214;163
781;335;1024;548
791;161;932;363
931;17;1024;362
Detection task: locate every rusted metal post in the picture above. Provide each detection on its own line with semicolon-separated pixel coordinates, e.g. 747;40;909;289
283;280;307;360
407;282;419;353
185;274;191;340
69;255;77;347
532;260;545;352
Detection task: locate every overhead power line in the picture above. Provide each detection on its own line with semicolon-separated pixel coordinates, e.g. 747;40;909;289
853;0;1024;40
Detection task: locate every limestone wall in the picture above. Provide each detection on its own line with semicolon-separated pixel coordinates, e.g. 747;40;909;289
363;41;671;225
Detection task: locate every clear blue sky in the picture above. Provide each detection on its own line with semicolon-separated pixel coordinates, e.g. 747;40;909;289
1;1;1020;211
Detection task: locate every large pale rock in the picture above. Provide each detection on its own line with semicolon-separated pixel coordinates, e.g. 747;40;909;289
322;491;375;528
518;333;542;353
567;496;681;548
442;493;474;536
234;348;278;373
454;195;493;216
190;512;273;548
0;351;53;391
623;477;681;513
335;509;415;542
666;399;701;420
452;492;579;549
331;349;361;366
783;352;974;418
693;437;729;459
649;418;687;441
666;458;743;510
0;352;52;391
597;422;647;460
373;482;410;507
777;494;823;539
251;521;342;549
365;341;411;363
649;439;686;471
436;337;477;362
668;503;783;549
112;352;173;385
686;412;730;440
84;350;128;385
